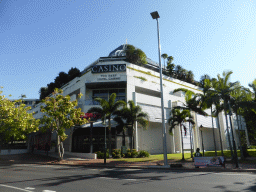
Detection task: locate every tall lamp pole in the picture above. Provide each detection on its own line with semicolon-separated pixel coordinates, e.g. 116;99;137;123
103;115;107;165
150;11;168;166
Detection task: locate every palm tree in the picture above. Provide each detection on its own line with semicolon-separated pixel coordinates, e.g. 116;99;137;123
199;74;211;88
186;70;194;84
181;68;188;81
88;93;126;154
249;79;256;102
114;100;148;149
206;91;225;156
210;71;241;158
199;77;218;156
175;65;183;80
161;53;168;70
167;56;174;64
169;108;195;160
173;88;208;158
113;114;126;147
230;87;249;159
165;56;175;77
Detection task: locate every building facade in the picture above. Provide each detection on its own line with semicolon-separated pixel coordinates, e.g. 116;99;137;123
29;45;250;155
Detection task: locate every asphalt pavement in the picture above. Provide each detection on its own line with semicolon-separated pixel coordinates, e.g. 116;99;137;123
1;163;256;192
0;151;256;173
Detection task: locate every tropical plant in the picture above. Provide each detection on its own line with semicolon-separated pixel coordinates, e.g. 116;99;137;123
230;86;254;158
88;93;126;154
169;108;195;160
173;88;207;158
242;79;256;145
40;88;88;160
175;65;183;80
68;67;81;81
206;90;225;156
114;100;148;149
166;56;175;77
39;67;81;100
54;72;69;88
249;79;256;102
125;44;147;65
209;71;241;158
161;53;168;69
186;70;194;83
138;150;150;157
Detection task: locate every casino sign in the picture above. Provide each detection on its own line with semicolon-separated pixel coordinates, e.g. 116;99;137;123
91;64;126;73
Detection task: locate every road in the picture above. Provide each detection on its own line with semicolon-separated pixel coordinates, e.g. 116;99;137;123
0;164;256;192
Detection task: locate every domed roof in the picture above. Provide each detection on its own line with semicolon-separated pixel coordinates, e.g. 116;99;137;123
108;45;126;57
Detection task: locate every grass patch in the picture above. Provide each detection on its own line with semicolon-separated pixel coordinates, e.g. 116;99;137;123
110;153;193;162
108;149;256;163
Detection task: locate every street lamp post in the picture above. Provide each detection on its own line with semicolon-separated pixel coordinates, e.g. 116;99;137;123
200;125;205;156
103;115;107;165
150;11;168;166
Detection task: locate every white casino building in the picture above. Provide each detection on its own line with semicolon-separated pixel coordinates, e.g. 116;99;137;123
29;45;250;155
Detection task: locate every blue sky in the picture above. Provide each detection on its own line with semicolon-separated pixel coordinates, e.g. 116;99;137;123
1;0;255;99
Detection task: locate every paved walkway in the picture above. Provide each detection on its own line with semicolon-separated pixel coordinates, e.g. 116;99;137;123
1;151;256;173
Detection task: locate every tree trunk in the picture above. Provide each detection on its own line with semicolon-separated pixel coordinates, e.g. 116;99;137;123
211;106;217;156
57;135;64;161
108;117;111;156
180;125;184;160
131;122;134;149
236;113;244;159
122;128;126;146
216;114;224;156
189;122;193;158
225;110;233;156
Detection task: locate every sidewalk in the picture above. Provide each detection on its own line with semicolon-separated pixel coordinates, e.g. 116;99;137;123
1;151;256;173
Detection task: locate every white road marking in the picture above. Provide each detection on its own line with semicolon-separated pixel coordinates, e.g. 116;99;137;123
213;172;256;176
99;177;137;181
0;184;33;192
25;187;35;190
42;190;56;192
14;164;66;169
99;177;112;179
124;179;137;181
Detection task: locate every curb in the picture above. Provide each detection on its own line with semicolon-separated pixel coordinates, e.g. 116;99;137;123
38;161;256;173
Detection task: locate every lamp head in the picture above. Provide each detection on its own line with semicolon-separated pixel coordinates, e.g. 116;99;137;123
150;11;160;19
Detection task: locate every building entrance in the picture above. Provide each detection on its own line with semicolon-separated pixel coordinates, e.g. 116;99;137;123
72;127;116;153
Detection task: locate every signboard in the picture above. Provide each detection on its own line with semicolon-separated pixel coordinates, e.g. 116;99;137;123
91;64;126;73
97;74;121;81
194;156;225;167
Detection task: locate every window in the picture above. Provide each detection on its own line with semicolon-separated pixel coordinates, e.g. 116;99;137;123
93;89;126;102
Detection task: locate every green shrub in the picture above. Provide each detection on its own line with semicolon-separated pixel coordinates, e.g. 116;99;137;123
125;44;147;65
124;149;149;158
96;150;109;159
131;149;138;158
125;149;132;158
138;150;150;157
249;145;256;149
112;149;121;158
